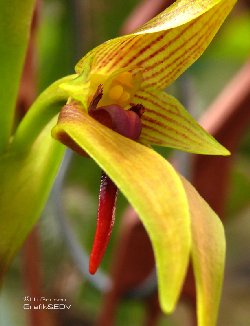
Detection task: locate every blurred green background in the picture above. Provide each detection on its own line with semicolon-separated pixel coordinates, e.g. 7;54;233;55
0;0;250;325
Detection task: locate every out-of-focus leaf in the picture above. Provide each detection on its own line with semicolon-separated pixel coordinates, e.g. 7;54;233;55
226;163;250;217
0;119;64;281
0;0;35;152
205;12;250;60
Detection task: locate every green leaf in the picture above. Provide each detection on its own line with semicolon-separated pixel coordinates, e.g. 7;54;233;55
181;176;226;326
0;0;35;153
0;118;64;281
52;104;191;312
0;75;74;279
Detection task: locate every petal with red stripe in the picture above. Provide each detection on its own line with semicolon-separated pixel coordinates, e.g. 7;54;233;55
133;90;229;155
75;0;236;90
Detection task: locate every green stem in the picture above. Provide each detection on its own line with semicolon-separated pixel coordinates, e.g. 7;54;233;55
10;74;77;152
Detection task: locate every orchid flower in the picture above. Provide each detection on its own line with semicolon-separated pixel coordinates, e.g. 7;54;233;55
1;0;237;325
50;0;236;324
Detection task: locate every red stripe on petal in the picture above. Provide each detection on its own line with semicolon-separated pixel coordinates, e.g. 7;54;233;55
106;37;143;72
95;37;137;71
141;122;189;146
121;32;166;68
135;21;196;68
134;92;201;139
142;116;203;146
143;2;227;88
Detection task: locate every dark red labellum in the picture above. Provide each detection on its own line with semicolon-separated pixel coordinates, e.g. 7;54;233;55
89;104;143;140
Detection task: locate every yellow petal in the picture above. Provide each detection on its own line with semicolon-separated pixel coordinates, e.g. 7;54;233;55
134;90;229;155
52;104;191;312
76;0;236;90
180;176;226;326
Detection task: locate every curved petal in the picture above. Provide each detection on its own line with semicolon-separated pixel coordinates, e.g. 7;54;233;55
76;0;236;90
133;90;229;155
180;176;225;326
134;0;226;33
52;104;191;312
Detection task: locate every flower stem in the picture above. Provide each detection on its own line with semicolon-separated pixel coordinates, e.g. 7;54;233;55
10;74;77;153
89;171;118;275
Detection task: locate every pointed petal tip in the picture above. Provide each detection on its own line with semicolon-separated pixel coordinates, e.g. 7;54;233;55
220;150;231;157
160;300;176;315
220;147;231;156
201;134;231;156
204;144;231;156
136;90;232;156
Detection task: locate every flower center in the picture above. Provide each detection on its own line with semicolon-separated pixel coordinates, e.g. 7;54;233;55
88;84;145;141
88;70;142;108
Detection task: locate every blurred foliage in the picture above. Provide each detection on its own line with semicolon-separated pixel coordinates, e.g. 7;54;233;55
226;156;250;218
37;0;76;90
1;1;250;326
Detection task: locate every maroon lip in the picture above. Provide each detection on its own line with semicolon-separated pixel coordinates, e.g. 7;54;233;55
89;104;143;140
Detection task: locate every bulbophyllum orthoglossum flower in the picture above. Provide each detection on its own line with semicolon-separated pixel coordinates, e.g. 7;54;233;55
50;0;237;325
